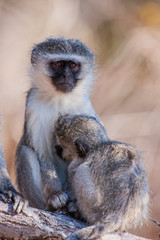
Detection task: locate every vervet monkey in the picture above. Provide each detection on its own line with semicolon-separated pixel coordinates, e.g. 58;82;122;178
0;124;27;213
15;37;105;210
54;115;149;240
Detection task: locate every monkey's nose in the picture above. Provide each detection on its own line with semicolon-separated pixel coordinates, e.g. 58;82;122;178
63;67;71;78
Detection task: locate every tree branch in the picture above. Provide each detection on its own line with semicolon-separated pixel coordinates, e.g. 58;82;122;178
0;201;151;240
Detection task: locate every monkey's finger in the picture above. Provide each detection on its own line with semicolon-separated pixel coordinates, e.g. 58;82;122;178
48;195;61;210
48;192;68;210
54;192;68;208
7;190;13;200
15;198;28;214
12;193;28;213
15;201;23;214
12;194;21;212
58;192;68;207
0;193;12;204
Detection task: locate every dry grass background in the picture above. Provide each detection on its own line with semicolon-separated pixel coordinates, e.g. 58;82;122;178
0;0;159;239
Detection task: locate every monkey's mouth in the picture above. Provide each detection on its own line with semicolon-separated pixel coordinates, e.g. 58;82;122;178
54;82;75;93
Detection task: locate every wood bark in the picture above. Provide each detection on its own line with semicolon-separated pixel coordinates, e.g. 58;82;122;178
0;201;152;240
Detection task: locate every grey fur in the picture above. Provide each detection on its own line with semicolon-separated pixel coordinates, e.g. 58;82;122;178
15;37;101;211
31;37;94;66
55;115;107;162
0;118;28;213
54;115;149;240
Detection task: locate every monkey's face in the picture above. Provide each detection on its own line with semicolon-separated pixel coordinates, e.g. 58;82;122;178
55;139;88;163
54;114;108;162
31;38;94;97
49;60;81;93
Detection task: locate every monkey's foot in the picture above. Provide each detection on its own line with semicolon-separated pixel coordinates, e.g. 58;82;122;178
47;192;68;210
0;190;28;213
12;193;29;213
68;200;77;213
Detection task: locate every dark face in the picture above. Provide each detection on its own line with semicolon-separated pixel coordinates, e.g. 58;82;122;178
55;139;88;162
49;60;81;93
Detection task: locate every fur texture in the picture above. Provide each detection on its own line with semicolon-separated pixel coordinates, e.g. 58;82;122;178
0;119;27;213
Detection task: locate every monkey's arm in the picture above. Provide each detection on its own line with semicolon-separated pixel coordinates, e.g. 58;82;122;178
39;157;68;211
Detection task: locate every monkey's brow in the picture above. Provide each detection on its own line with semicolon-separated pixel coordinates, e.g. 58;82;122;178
45;54;85;63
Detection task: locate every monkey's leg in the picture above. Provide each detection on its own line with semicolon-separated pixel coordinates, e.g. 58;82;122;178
16;146;46;209
40;158;68;211
16;146;68;211
67;165;122;239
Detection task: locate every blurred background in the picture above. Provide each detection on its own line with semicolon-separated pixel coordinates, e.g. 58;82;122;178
0;0;159;239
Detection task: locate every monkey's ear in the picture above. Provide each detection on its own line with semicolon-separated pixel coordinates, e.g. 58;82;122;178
74;140;88;158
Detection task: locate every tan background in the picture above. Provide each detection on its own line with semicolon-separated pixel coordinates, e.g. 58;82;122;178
0;0;159;239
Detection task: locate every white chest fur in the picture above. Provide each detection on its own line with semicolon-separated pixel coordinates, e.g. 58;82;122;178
27;90;96;157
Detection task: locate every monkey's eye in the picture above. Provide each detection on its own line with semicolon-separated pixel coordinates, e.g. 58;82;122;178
69;61;77;68
55;61;63;67
74;140;88;158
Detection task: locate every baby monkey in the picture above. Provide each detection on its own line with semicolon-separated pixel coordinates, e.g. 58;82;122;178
54;115;149;240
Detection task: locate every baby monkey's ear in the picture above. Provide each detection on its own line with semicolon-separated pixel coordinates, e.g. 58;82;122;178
74;140;88;158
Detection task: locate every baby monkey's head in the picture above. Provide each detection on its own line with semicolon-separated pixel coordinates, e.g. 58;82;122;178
54;114;108;162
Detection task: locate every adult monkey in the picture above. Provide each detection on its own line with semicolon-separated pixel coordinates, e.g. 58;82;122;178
15;37;106;211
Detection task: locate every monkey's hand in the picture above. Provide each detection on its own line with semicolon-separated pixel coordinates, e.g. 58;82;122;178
12;191;29;213
44;181;68;210
47;191;68;211
0;186;28;213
